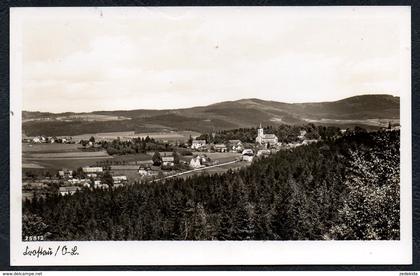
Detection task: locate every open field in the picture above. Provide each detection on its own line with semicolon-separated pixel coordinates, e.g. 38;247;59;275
22;143;112;171
23;158;113;171
24;151;110;159
22;143;154;171
168;160;251;181
22;143;80;153
70;130;201;142
192;152;242;163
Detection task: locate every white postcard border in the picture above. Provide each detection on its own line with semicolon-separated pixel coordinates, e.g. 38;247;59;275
9;6;412;266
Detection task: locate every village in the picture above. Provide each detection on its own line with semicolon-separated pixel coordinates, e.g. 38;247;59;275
22;124;322;201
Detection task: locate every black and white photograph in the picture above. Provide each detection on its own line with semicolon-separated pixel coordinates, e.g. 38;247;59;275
9;6;412;266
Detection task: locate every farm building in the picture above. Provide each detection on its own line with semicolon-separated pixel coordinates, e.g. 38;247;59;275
214;144;228;152
112;175;128;184
138;166;151;176
82;166;103;173
191;140;206;149
298;130;307;140
257;149;271;157
242;149;254;162
255;124;278;145
162;156;175;167
228;140;243;152
86;173;98;178
58;186;81;196
110;165;139;171
58;169;73;179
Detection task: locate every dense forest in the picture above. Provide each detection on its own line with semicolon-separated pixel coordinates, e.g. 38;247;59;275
98;136;175;155
22;130;400;241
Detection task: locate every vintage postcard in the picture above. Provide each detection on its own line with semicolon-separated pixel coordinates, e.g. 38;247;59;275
9;6;411;265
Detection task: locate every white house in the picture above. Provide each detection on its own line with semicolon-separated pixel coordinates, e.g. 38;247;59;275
58;169;73;179
82;166;103;173
298;130;307;140
229;140;243;152
138;167;151;176
255;124;278;145
257;149;271;157
112;175;127;184
190;156;203;169
86;173;98;178
191;140;206;149
242;149;254;162
58;186;80;196
162;156;175;167
214;144;228;152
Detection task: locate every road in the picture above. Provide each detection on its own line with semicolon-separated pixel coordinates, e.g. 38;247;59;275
154;160;240;182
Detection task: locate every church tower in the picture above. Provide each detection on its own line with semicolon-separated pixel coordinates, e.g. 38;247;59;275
256;123;264;144
258;123;264;137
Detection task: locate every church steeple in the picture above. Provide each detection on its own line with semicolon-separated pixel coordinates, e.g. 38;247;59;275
258;123;264;138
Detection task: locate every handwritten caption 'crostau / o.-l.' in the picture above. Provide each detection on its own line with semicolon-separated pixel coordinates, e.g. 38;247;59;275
23;245;79;258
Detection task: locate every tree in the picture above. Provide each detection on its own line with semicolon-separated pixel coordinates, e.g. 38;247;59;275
152;151;162;166
22;212;51;240
187;135;193;147
172;151;180;165
81;140;88;148
329;137;400;240
102;171;114;187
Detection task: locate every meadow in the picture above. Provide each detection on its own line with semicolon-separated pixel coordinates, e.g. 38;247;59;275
22;143;112;171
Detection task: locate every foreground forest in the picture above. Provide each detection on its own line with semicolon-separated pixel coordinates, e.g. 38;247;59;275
23;130;400;241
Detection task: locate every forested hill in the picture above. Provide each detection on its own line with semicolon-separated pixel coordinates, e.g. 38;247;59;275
22;94;399;136
23;130;400;241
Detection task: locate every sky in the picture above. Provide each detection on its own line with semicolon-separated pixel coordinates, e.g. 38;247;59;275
18;7;409;113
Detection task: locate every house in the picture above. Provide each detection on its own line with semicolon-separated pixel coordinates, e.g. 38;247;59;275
191;140;206;150
112;175;127;184
58;186;80;196
138;166;152;176
110;165;139;171
228;140;243;152
95;183;109;189
58;169;73;179
162;156;175;167
82;166;103;173
190;156;204;169
68;178;85;185
242;149;254;162
93;180;102;188
255;124;278;145
257;149;271;157
86;173;98;178
298;130;307;140
214;144;228;152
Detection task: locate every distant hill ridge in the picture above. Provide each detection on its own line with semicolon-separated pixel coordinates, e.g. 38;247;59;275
23;94;400;136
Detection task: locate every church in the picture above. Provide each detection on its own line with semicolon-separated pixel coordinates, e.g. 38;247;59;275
255;124;278;145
